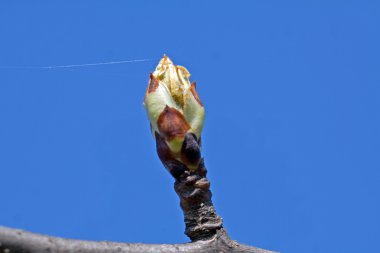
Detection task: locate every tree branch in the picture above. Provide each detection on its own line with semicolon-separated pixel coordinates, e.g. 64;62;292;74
0;226;275;253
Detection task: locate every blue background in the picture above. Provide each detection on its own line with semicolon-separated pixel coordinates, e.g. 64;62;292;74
0;1;379;253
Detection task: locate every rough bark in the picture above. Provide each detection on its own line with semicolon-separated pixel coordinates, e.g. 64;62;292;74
155;132;224;242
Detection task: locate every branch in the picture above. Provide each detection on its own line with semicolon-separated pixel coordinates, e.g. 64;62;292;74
0;226;275;253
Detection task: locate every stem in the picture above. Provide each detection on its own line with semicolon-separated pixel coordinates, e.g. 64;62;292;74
155;131;224;241
174;159;223;241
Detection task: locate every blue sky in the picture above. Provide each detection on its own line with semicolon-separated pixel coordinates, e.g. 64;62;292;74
0;1;379;253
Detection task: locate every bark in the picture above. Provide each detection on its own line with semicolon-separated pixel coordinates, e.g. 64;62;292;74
0;226;275;253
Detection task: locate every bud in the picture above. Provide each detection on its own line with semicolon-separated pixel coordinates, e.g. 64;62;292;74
144;55;204;172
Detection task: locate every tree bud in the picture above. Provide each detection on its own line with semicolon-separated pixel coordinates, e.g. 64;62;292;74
144;56;204;171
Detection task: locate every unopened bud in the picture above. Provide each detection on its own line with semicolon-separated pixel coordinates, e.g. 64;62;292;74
144;55;204;171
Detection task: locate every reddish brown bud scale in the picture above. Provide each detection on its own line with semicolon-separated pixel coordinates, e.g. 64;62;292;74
190;82;203;106
154;131;175;163
157;106;190;141
155;131;188;179
180;133;201;168
147;73;160;93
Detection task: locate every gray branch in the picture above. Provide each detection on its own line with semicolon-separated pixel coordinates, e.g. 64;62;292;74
0;226;275;253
